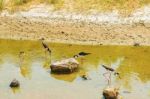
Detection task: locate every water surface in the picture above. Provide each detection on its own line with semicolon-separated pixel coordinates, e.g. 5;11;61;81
0;39;150;99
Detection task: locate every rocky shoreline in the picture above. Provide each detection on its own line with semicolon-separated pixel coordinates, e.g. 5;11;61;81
0;4;150;45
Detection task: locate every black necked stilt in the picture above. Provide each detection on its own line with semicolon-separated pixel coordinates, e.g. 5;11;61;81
73;52;91;58
102;65;120;85
40;38;51;55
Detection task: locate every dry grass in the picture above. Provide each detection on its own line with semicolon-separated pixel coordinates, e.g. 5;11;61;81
2;0;64;12
73;0;150;14
4;0;32;12
46;0;64;9
1;0;150;14
13;0;25;5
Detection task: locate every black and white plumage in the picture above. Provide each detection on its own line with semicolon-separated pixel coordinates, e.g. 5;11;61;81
42;41;51;54
102;65;120;77
79;52;91;56
102;65;115;72
102;64;121;85
40;38;51;54
73;52;91;58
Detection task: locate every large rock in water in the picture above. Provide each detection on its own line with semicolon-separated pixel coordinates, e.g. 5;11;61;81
103;87;119;99
50;58;79;74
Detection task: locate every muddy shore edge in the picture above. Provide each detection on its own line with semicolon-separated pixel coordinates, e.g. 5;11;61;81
0;5;150;46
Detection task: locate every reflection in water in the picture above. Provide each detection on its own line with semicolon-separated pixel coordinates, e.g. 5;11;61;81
43;54;51;69
0;39;150;99
20;65;31;78
19;51;32;79
51;72;78;82
11;87;21;94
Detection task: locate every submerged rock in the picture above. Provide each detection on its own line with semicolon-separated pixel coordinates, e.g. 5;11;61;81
50;58;79;74
133;43;140;47
103;87;119;99
10;79;20;88
81;75;88;80
81;75;91;80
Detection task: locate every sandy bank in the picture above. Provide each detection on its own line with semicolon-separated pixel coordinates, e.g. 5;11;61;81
0;4;150;45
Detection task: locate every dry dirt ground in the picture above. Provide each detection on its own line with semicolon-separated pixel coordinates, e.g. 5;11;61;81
0;16;150;45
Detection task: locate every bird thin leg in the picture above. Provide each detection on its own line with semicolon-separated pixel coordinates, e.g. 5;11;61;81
46;49;51;64
19;53;24;67
45;49;52;66
43;50;49;69
49;52;51;64
80;58;85;65
44;49;47;60
19;58;23;67
109;72;112;86
103;71;111;86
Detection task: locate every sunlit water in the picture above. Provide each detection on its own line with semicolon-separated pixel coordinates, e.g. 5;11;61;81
0;39;150;99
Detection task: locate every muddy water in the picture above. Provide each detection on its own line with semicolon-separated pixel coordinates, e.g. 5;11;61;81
0;39;150;99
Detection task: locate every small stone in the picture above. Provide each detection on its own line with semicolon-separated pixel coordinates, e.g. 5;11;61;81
81;75;91;80
133;43;140;47
61;31;65;34
81;75;88;80
103;87;119;99
99;43;103;45
10;79;20;88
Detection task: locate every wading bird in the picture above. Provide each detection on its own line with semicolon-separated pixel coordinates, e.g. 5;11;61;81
40;38;51;55
73;52;91;65
40;38;52;67
102;64;120;86
102;65;115;72
73;52;91;58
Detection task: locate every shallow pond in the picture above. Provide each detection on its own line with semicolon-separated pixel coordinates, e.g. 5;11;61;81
0;39;150;99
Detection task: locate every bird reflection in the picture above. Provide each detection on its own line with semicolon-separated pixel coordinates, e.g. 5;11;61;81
19;51;31;78
11;87;21;94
